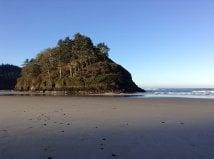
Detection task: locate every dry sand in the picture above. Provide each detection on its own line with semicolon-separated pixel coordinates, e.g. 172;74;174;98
0;96;214;159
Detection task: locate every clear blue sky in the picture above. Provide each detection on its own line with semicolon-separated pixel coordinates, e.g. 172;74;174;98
0;0;213;88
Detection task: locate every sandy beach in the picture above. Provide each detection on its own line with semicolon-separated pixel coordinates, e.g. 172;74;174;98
0;96;214;159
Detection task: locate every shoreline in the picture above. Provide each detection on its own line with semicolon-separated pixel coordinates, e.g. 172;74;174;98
1;90;214;99
0;90;143;97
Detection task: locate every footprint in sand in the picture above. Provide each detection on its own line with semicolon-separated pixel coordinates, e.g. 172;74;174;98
37;114;50;121
0;129;7;132
43;146;55;159
99;143;104;150
112;153;117;157
99;138;107;151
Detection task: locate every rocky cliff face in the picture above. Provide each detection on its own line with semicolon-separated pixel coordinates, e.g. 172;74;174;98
15;33;145;94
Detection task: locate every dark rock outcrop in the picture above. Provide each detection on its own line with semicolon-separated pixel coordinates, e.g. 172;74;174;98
0;64;21;90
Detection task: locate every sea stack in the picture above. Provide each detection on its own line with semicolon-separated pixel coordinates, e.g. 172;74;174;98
15;33;145;94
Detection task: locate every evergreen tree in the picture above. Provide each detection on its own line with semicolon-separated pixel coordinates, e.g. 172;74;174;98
97;43;110;57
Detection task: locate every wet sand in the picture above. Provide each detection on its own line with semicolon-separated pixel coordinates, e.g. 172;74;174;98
0;96;214;159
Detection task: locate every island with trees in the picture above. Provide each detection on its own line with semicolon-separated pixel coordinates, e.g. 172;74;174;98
15;33;145;94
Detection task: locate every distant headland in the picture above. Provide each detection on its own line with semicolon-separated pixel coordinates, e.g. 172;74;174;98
0;64;21;90
3;33;145;94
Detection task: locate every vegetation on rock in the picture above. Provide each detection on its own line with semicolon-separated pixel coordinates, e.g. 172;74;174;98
16;33;144;93
0;64;21;90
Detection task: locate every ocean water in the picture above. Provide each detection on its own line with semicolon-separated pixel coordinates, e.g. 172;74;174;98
136;88;214;99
